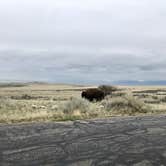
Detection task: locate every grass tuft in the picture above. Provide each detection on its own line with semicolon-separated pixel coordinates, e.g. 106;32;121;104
102;95;150;115
60;97;91;114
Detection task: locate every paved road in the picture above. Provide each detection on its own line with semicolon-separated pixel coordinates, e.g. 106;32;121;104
1;115;166;166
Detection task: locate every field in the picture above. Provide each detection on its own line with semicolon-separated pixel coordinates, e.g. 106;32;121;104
1;83;166;123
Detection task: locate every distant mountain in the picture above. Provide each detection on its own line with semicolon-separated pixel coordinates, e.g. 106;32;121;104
113;80;166;86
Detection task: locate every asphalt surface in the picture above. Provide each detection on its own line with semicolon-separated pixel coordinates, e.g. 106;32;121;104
1;115;166;166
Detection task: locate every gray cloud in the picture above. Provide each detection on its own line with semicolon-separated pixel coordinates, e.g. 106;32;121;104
0;0;166;83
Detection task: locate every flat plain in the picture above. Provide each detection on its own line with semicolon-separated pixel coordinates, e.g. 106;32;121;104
1;83;166;123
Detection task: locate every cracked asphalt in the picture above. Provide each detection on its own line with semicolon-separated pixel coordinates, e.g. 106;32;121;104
1;115;166;166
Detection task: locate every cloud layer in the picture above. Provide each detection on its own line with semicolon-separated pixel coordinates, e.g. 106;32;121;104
0;0;166;83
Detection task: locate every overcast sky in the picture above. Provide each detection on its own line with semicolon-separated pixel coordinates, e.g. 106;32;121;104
0;0;166;84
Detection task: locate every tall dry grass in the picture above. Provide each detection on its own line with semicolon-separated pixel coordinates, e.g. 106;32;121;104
102;94;151;115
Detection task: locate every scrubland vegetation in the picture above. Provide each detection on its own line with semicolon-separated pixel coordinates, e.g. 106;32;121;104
0;83;166;123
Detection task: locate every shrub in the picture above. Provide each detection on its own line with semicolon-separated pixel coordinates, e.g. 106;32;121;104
102;95;150;115
61;97;91;114
11;94;34;100
0;98;18;110
112;92;126;97
151;95;158;100
160;96;166;103
98;85;118;96
21;94;33;100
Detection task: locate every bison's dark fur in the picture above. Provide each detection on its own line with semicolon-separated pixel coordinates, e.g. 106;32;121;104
81;88;105;101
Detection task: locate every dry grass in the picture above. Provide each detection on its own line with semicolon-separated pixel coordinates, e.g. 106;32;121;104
0;83;166;123
101;95;150;115
0;97;106;123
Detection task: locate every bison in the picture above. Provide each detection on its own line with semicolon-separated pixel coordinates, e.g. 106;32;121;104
81;88;105;102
